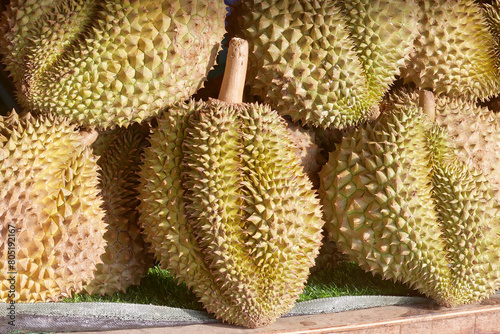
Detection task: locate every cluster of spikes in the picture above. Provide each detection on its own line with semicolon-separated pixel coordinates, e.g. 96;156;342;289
0;0;227;128
2;0;500;329
319;92;500;307
138;98;324;328
227;0;500;128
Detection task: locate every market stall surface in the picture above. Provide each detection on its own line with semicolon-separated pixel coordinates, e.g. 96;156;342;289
58;293;500;334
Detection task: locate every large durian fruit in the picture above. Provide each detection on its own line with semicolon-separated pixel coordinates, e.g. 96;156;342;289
401;0;500;100
385;88;500;192
319;99;500;307
227;0;419;129
83;124;153;295
0;0;226;128
0;111;107;302
138;39;325;328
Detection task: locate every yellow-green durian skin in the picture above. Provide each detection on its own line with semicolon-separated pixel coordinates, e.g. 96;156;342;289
84;124;153;295
0;0;226;129
138;100;325;328
319;105;500;307
386;88;500;192
0;0;82;84
483;0;500;49
228;0;417;129
0;112;106;302
338;0;419;105
426;126;500;304
401;0;500;100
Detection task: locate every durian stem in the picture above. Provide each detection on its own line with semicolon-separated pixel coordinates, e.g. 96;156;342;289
80;129;98;147
419;90;436;122
218;38;249;104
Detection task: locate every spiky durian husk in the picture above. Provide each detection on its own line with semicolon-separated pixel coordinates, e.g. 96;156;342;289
227;0;417;129
83;124;153;295
0;0;226;129
338;0;419;105
0;0;80;85
482;0;500;50
385;88;500;192
401;0;500;100
427;126;500;304
0;111;106;302
319;105;500;307
138;100;324;328
284;119;321;187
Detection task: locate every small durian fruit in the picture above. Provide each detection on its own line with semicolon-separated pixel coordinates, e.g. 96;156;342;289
138;38;325;328
227;0;418;129
401;0;500;100
385;88;500;192
0;111;106;302
83;123;153;295
0;0;226;128
319;94;500;307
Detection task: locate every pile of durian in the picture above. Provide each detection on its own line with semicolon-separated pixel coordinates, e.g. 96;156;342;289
2;0;500;329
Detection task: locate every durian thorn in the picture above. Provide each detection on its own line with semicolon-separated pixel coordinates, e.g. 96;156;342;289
11;108;30;119
418;89;436;122
79;128;98;147
218;37;248;104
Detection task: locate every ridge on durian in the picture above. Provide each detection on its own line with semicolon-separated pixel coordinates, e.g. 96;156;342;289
0;0;227;128
385;88;500;192
137;38;324;328
84;123;153;296
227;0;418;129
319;103;500;307
401;0;500;100
0;111;106;302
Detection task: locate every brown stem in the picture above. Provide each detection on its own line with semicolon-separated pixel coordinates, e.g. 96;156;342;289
418;89;435;122
218;38;249;104
80;128;98;147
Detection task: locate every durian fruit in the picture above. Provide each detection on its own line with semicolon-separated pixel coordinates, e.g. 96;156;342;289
319;99;500;307
483;0;500;50
0;111;106;302
0;0;227;128
385;88;500;192
338;0;419;107
83;123;153;295
88;129;115;158
310;235;348;273
227;0;418;129
284;119;322;187
138;38;324;328
401;0;500;100
0;0;76;85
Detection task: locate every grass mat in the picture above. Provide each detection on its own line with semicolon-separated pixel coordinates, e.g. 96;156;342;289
63;262;421;310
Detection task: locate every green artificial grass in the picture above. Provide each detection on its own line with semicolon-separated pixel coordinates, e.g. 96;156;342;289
63;266;204;310
63;262;421;310
298;262;422;302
